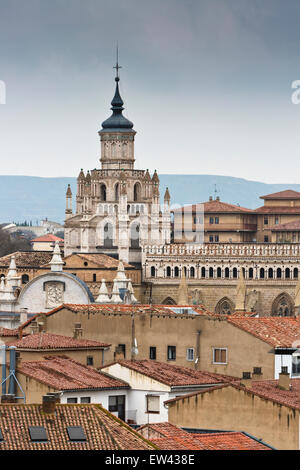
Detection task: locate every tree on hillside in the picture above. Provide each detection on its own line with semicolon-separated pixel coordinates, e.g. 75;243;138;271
55;230;64;239
0;228;32;257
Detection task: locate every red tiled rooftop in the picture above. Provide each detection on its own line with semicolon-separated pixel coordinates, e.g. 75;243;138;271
0;403;155;450
227;316;300;348
32;234;64;242
138;422;271;450
255;205;300;214
102;360;237;387
17;356;129;391
8;332;111;350
0;251;53;267
64;253;134;269
0;327;23;337
271;220;300;231
173;200;253;214
260;190;300;200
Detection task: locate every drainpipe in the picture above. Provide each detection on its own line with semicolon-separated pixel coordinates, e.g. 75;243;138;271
195;330;201;370
8;347;16;395
1;345;6;395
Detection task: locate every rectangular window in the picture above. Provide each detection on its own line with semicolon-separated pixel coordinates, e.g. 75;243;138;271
167;345;176;361
292;356;300;376
209;217;214;224
275;216;279;225
213;348;227;364
28;426;48;442
80;397;91;404
93;273;97;282
118;344;126;358
146;395;160;414
215;217;219;224
186;348;194;361
87;356;94;366
67;397;78;404
149;347;157;360
264;216;268;225
215;235;219;242
67;426;87;442
108;395;126;421
264;236;269;243
209;235;214;242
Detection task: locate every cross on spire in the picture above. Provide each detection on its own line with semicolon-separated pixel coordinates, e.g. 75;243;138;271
113;44;122;80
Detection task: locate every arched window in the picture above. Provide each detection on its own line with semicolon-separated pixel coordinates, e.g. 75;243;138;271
183;267;187;277
166;266;171;277
115;183;119;201
225;267;230;278
209;267;214;278
162;297;176;305
100;184;107;202
285;268;290;279
190;267;195;278
130;223;140;249
21;274;29;285
134;183;141;202
111;142;117;158
201;267;206;278
122;142;128;158
294;268;299;279
248;268;253;279
272;293;294;317
103;223;113;248
277;268;282;279
215;297;234;315
217;267;222;278
150;266;156;277
174;267;179;277
233;268;237;279
260;268;265;279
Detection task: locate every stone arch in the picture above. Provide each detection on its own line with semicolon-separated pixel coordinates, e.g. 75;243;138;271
114;183;119;201
215;297;235;315
271;293;294;317
162;297;176;305
100;183;107;202
130;220;140;249
133;182;141;202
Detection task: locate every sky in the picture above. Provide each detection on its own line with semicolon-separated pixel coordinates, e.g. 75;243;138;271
1;0;300;183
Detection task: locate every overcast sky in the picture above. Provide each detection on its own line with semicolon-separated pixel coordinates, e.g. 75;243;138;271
1;0;300;182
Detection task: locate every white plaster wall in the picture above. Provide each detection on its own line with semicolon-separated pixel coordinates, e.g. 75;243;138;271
17;273;91;313
101;363;171;392
275;354;292;378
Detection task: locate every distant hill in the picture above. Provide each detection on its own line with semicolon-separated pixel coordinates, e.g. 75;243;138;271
1;174;300;225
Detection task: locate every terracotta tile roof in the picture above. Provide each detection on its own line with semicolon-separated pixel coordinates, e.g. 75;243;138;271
65;253;134;269
173;200;253;214
138;423;271;450
271;220;300;231
260;190;300;200
32;234;64;243
0;251;53;267
227;316;300;348
102;360;237;387
0;403;155;450
8;332;111;350
255;205;300;214
17;356;129;391
166;378;300;413
0;327;21;337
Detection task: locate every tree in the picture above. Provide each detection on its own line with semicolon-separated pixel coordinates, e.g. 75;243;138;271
0;228;32;257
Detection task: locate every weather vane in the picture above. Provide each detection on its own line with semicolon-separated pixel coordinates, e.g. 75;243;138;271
113;44;122;80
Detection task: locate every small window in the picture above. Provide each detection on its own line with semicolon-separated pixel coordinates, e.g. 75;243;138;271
21;274;29;285
150;266;156;277
149;347;156;360
28;426;48;442
209;217;214;224
80;397;91;404
215;217;219;224
167;345;176;361
84;261;88;266
215;235;219;242
87;356;94;366
264;236;269;243
67;398;78;404
275;216;279;225
93;273;96;282
209;235;214;242
264;216;268;225
213;348;227;364
67;426;87;442
186;348;194;361
146;395;160;414
118;344;126;358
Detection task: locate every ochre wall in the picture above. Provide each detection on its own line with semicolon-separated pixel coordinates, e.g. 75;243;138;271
167;385;299;450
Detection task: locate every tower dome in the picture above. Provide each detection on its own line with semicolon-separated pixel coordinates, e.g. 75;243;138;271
100;76;135;133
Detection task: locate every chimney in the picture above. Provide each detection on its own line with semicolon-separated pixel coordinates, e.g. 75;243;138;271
216;196;220;201
209;196;213;201
252;367;263;381
1;394;16;404
114;346;125;361
278;366;290;391
241;371;252;388
42;394;58;414
73;322;83;339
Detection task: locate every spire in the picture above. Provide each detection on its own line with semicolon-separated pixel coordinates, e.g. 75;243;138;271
95;279;111;304
235;268;246;312
111;279;122;303
66;184;72;197
49;241;64;272
100;53;134;133
78;169;85;181
164;187;171;201
177;269;189;305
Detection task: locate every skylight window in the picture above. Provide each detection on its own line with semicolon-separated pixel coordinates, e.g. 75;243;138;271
28;426;48;442
67;426;86;442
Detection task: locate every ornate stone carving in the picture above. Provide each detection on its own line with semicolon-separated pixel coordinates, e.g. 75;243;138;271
45;282;64;309
191;289;203;305
246;289;260;312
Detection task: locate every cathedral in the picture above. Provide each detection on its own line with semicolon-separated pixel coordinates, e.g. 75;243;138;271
64;65;171;264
